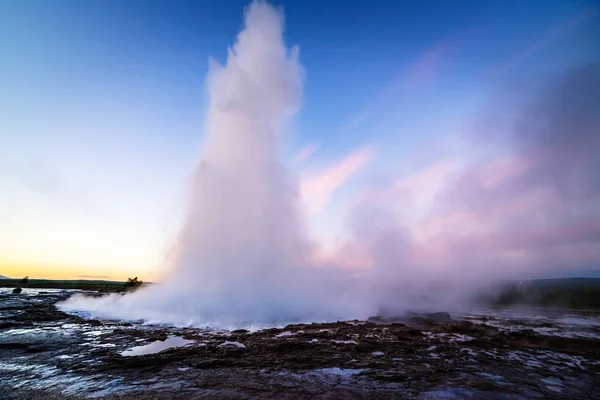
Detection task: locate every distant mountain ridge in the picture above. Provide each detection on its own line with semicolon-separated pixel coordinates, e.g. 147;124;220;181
0;275;9;279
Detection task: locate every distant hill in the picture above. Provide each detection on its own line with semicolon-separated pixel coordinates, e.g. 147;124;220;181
478;278;600;310
0;275;9;279
0;278;130;291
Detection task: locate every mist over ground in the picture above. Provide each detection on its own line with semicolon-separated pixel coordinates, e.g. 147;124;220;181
60;1;600;328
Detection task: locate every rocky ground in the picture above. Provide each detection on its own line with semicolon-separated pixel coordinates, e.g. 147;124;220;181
1;288;599;399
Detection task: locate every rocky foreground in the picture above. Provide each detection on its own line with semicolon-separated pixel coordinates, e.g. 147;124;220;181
1;288;599;399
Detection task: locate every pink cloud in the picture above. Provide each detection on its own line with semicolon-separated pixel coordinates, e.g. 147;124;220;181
294;143;319;163
410;218;600;280
334;137;599;280
300;147;374;214
417;154;557;239
474;156;529;190
395;158;458;193
348;158;459;228
315;61;600;301
403;34;465;89
418;183;554;240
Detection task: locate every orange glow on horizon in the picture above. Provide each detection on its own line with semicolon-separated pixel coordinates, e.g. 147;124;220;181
0;260;157;282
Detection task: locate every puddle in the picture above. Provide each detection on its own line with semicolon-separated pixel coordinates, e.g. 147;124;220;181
120;336;193;356
219;340;246;348
331;339;357;344
314;367;365;377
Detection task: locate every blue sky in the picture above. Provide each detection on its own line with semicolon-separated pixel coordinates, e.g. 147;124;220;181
1;0;598;279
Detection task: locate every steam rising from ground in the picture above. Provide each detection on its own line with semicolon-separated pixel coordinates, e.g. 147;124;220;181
60;1;600;328
61;1;374;327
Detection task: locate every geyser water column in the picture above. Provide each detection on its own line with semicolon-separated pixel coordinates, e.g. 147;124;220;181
59;1;370;327
161;0;311;321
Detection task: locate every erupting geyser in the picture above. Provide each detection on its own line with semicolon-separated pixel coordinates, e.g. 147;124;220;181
60;0;599;328
60;0;372;328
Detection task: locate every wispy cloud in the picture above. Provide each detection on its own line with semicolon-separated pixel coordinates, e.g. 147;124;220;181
395;159;459;193
294;143;319;163
494;6;598;74
335;61;600;283
346;30;469;129
349;158;459;223
301;147;374;214
402;34;465;89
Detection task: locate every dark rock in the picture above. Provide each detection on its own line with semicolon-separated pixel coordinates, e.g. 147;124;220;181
24;346;47;353
0;322;22;330
2;287;600;399
0;342;30;349
446;321;485;335
509;329;536;338
430;312;452;323
12;287;22;294
404;328;425;337
468;379;504;392
149;332;168;341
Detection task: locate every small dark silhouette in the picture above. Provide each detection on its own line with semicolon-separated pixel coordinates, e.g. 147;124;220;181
12;287;22;294
124;277;142;289
20;276;29;284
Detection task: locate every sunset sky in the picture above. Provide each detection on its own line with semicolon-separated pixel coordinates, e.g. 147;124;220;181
1;0;599;281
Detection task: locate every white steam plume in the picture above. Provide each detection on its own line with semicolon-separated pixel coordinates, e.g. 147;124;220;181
58;1;598;328
59;1;373;328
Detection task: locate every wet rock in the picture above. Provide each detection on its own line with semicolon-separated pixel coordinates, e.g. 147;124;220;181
0;342;30;350
397;328;424;339
24;346;47;353
0;322;22;330
430;312;452;322
503;331;600;357
445;320;492;335
149;332;169;341
509;329;536;338
2;288;600;399
369;312;453;328
467;379;506;392
12;287;22;294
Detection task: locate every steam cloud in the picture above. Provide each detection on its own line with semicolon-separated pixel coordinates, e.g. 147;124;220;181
60;1;371;328
345;61;600;289
60;2;600;327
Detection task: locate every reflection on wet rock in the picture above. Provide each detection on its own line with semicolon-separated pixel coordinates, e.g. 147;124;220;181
0;287;599;399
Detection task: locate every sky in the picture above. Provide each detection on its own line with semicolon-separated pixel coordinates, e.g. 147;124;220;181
1;0;599;281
